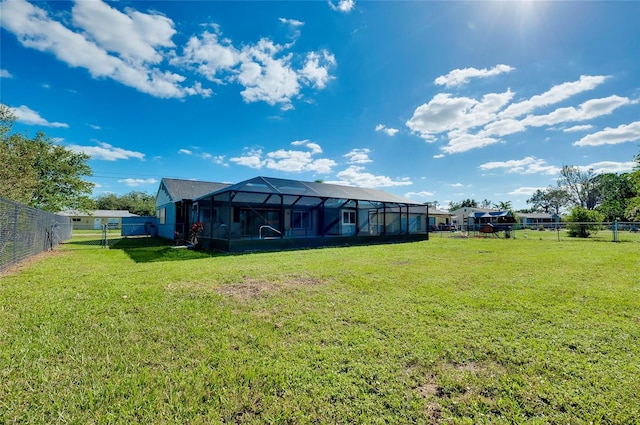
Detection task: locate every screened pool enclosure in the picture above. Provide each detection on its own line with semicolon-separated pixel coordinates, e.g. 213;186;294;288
192;176;429;252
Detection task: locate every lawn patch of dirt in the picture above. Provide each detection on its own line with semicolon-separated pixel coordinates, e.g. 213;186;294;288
216;275;326;301
415;361;507;423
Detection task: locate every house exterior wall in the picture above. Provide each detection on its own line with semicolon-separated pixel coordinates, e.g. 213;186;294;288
69;216;126;230
156;202;177;240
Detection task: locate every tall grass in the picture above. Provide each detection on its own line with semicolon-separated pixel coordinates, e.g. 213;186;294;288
1;236;638;423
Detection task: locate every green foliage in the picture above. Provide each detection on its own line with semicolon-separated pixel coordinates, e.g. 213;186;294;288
94;191;155;216
526;186;571;214
624;152;640;220
558;165;600;210
0;105;94;211
1;238;639;423
448;198;478;211
595;173;635;221
565;206;605;237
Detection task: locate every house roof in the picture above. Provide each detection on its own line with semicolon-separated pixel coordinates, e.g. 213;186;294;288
160;178;231;202
474;210;513;218
430;209;452;216
196;176;423;205
58;210;139;218
518;212;559;219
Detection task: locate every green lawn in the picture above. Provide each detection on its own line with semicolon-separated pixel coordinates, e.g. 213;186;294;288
1;236;639;424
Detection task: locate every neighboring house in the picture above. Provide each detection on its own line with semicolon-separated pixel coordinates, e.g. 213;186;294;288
58;210;139;230
518;212;560;229
428;209;455;230
450;207;495;230
157;176;430;252
450;207;516;231
155;178;231;240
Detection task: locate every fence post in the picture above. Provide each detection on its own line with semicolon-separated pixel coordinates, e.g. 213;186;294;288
102;224;108;248
613;220;619;243
12;204;19;266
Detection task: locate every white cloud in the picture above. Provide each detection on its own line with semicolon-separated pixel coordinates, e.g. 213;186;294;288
178;30;336;108
230;148;264;169
329;0;356;13
581;161;636;174
118;178;158;187
433;154;445;159
212;155;228;167
522;95;633;128
1;0;334;105
330;165;412;188
450;183;464;187
441;133;501;154
178;149;193;155
375;124;400;136
434;64;514;87
279;17;304;39
406;90;514;142
8;104;68;128
230;142;336;174
0;69;12;78
300;50;336;89
344;148;372;164
499;75;608;119
291;139;322;154
406;72;636;154
176;31;239;83
279;18;304;27
405;191;434;198
508;187;543;196
88;124;101;130
68;141;145;161
479;156;560;175
563;124;593;132
236;40;301;108
573;121;640;147
0;0;209;99
71;0;176;63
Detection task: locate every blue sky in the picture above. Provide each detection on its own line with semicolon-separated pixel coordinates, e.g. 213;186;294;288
1;0;639;210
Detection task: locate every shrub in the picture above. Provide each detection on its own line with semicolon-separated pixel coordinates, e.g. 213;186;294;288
565;206;604;238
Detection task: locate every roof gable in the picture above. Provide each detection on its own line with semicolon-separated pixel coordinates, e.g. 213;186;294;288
160;178;231;202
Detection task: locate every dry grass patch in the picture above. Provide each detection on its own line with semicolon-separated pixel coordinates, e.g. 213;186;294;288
216;275;327;301
415;361;507;422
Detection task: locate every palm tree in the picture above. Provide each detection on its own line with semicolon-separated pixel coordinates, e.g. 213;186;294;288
493;201;512;211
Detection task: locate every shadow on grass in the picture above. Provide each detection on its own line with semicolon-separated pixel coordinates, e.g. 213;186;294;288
109;237;220;263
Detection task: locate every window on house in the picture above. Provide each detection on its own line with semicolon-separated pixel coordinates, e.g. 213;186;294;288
72;218;81;222
158;208;166;225
291;211;311;229
342;210;356;224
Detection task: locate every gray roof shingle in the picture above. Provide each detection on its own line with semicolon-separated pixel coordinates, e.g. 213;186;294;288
161;178;231;202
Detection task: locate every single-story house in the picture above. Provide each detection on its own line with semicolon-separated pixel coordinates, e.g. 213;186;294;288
157;176;430;252
450;207;494;230
450;207;516;231
155;178;231;240
518;212;560;229
429;209;455;230
58;210;139;230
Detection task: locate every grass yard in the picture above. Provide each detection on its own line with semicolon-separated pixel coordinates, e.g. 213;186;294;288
1;236;639;424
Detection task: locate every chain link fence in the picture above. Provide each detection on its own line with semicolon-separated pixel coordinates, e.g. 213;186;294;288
429;221;640;242
0;197;73;272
